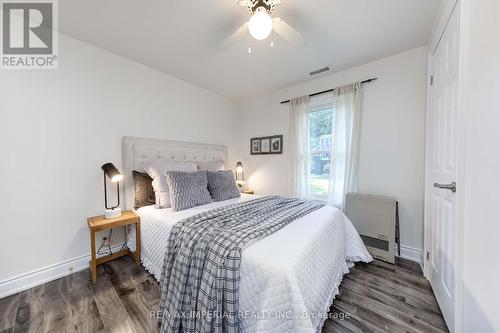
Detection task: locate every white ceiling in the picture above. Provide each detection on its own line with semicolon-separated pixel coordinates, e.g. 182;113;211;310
59;0;441;100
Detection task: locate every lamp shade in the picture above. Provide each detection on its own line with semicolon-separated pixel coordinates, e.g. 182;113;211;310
235;161;244;181
101;163;123;183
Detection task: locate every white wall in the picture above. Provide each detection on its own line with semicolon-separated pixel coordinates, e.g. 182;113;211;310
234;47;428;255
461;0;500;331
0;34;237;286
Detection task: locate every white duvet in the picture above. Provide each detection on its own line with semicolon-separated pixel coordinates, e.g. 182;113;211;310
127;194;372;333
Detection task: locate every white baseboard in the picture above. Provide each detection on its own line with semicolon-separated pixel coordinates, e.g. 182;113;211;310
395;244;423;265
0;243;126;299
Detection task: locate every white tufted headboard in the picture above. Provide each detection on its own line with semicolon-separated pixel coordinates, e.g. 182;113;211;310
122;136;228;210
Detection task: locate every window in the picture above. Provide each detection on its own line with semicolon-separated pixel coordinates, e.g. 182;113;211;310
308;98;334;199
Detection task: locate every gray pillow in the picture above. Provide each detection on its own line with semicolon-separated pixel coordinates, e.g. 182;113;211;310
207;170;241;202
165;170;212;211
143;161;197;208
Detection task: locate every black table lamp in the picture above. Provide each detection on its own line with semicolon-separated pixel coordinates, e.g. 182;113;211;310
102;163;123;219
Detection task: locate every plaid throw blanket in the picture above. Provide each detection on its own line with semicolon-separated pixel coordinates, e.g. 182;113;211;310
158;196;324;333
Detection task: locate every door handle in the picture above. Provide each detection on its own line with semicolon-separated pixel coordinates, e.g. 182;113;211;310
433;182;456;193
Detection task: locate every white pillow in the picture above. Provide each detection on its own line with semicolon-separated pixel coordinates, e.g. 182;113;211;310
197;160;225;171
143;161;197;208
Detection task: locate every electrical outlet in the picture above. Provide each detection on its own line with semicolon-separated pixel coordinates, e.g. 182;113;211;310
68;266;74;273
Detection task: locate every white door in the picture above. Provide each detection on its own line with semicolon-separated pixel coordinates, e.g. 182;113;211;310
427;4;460;332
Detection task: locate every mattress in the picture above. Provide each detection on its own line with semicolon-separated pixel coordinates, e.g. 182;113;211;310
127;194;372;332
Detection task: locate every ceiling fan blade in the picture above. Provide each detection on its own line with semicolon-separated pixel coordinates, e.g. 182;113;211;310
235;0;254;7
272;17;304;47
219;23;249;50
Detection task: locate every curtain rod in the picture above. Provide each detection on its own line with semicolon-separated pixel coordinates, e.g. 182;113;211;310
280;78;378;105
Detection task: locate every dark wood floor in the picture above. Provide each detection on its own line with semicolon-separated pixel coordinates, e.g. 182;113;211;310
0;257;448;333
323;259;448;333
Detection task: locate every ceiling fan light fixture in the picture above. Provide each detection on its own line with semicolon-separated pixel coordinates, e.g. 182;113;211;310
248;7;273;40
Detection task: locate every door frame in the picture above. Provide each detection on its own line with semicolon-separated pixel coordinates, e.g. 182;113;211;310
423;0;467;332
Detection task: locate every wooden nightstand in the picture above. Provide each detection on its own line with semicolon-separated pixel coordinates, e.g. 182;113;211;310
87;210;140;284
243;190;255;195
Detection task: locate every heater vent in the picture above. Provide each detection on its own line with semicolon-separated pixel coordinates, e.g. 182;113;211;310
360;235;389;251
309;67;330;76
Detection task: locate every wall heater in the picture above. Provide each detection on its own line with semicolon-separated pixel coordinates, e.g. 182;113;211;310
345;193;399;264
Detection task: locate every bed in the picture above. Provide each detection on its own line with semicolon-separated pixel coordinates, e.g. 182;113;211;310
122;137;372;333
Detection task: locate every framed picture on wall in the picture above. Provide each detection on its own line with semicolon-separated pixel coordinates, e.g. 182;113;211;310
251;139;261;154
260;138;270;153
250;135;283;155
270;136;282;153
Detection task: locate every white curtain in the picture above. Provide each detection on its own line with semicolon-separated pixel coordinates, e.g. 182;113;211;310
288;95;310;198
328;82;362;209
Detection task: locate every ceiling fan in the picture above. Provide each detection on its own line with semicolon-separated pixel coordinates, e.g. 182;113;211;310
220;0;304;50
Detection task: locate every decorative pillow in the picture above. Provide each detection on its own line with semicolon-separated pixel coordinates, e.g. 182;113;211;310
165;170;212;211
132;171;156;209
143;161;197;208
207;170;241;202
197;160;225;171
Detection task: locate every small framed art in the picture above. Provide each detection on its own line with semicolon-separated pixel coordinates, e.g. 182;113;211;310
261;138;270;153
251;138;261;154
250;135;283;155
270;136;282;153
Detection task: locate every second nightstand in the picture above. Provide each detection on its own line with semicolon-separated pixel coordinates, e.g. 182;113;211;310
87;210;140;284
